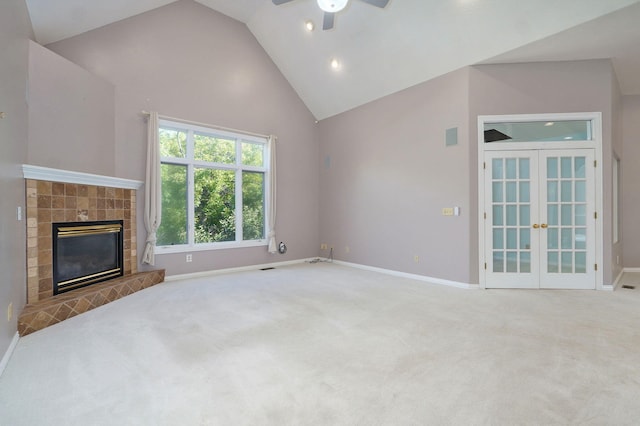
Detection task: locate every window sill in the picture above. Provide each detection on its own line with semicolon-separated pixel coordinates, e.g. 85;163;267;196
155;240;267;255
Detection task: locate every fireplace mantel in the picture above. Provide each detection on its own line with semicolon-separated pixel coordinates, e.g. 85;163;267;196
22;165;143;189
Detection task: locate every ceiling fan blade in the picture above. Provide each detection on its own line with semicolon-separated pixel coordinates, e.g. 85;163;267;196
358;0;389;7
272;0;296;5
322;12;335;30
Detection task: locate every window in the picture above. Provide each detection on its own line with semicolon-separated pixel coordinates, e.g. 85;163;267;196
484;120;593;143
156;119;269;251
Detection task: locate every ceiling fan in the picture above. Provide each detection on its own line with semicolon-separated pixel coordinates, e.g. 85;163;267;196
272;0;390;30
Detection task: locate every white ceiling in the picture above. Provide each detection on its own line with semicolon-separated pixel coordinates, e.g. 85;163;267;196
25;0;640;120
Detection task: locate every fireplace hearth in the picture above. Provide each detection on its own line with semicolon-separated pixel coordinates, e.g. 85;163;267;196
53;220;124;294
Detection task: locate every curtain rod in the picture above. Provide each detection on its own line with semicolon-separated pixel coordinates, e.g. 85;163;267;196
141;110;272;140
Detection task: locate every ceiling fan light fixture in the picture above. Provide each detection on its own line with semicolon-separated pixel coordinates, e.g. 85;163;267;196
317;0;348;13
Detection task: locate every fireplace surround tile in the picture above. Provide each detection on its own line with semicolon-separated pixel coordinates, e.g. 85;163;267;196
25;178;138;304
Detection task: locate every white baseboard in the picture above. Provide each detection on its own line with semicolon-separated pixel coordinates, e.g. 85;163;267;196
333;260;479;290
0;332;19;378
622;267;640;273
164;258;317;282
613;269;625;290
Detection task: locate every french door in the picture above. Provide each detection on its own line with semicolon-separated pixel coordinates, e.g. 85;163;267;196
484;149;596;289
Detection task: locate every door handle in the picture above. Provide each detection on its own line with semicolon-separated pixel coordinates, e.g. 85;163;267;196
541;224;548;229
533;224;539;229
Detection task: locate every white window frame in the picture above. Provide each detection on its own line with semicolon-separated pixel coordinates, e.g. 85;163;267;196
155;119;271;254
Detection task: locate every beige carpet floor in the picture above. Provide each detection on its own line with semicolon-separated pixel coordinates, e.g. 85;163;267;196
1;263;640;425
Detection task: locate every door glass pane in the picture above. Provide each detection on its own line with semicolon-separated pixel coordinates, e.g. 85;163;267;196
493;252;504;272
561;252;573;273
575;181;586;202
575;205;586;226
520;205;530;226
492;159;503;179
493;229;504;249
493;205;503;226
547;158;558;179
548;204;559;226
575;228;586;250
547;181;558;202
506;182;517;202
520;252;531;273
574;157;586;178
520;182;530;203
506;206;517;226
506;228;517;249
520;229;531;250
561;157;572;178
548;228;558;249
506;252;518;272
561;228;573;249
561;181;572;202
575;252;587;274
561;205;573;226
506;159;517;179
492;182;503;202
519;158;530;179
548;252;559;273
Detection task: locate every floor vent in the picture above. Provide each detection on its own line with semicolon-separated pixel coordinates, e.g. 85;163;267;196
260;267;275;271
621;285;635;290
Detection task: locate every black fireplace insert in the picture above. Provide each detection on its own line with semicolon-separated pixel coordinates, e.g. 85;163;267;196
52;220;124;295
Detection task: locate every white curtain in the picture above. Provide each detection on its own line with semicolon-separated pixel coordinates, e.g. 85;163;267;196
267;135;277;253
142;111;162;265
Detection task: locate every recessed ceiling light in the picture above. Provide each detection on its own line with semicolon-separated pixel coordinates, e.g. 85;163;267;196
545;122;554;126
564;136;573;140
330;58;341;70
305;20;315;31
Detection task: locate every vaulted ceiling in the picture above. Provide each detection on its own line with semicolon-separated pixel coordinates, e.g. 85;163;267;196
25;0;640;119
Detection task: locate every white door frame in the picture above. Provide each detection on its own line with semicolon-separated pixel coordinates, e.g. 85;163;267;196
478;112;604;290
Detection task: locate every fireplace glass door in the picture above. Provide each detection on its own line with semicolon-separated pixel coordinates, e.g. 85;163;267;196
53;220;124;294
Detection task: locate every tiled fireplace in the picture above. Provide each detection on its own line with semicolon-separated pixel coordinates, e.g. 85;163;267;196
19;166;165;335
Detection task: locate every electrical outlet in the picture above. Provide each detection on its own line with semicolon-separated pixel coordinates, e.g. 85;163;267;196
7;302;12;322
414;255;419;263
17;206;22;221
442;207;454;216
320;243;328;250
186;254;193;263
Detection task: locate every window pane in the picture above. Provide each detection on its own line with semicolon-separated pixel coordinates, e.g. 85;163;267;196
520;252;531;273
242;142;264;167
506;159;517;179
506;228;517;249
159;128;187;158
242;172;265;240
194;133;235;164
157;163;187;245
194;168;236;243
484;120;592;143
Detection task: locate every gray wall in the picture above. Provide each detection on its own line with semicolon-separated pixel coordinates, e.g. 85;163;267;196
28;41;115;175
318;59;619;285
319;68;472;283
46;0;320;276
0;0;32;358
622;95;640;267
